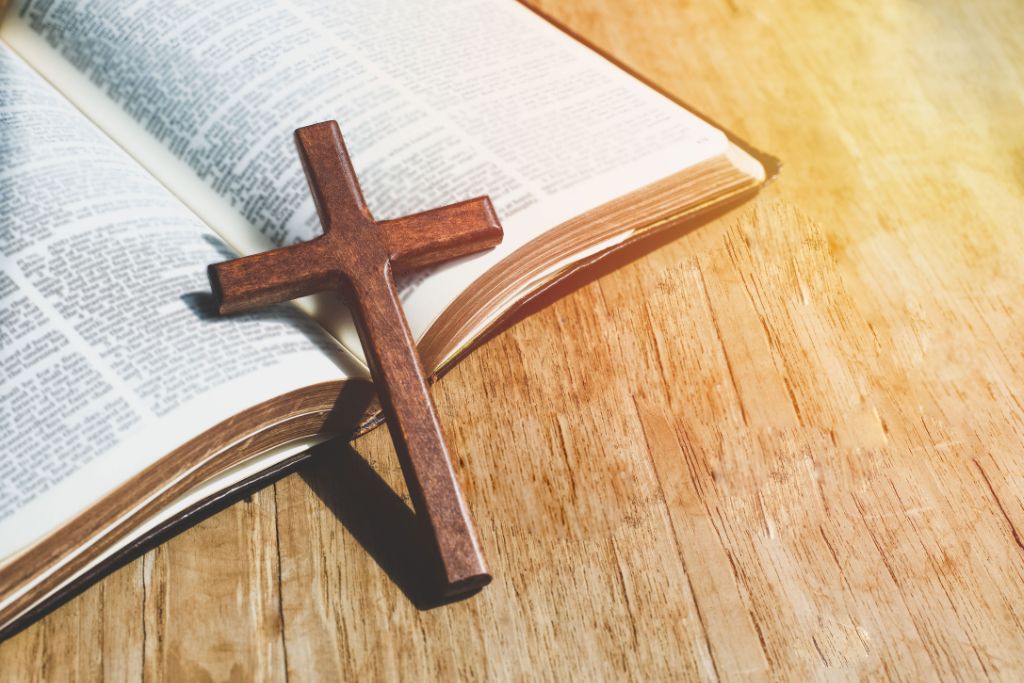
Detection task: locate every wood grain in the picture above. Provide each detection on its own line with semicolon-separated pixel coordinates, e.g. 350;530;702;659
3;0;1024;680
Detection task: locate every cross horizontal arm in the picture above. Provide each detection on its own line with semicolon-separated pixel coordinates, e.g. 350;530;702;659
208;239;335;315
380;197;503;274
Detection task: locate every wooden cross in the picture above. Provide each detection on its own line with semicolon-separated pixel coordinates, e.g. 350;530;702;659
208;121;502;596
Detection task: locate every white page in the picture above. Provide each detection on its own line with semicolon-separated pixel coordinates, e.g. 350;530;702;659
0;44;347;560
2;0;726;362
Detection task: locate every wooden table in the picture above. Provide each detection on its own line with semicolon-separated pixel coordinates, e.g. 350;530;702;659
4;0;1024;679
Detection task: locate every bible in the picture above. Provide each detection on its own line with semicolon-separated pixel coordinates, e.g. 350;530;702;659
0;0;775;636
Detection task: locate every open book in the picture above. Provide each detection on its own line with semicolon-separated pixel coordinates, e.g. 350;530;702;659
0;0;773;636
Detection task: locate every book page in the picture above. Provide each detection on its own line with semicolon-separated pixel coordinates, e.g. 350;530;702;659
0;44;347;560
1;0;727;362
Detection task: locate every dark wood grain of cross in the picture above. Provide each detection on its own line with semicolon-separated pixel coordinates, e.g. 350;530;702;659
208;121;502;596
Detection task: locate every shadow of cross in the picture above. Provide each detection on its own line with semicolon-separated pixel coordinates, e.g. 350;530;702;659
207;120;502;597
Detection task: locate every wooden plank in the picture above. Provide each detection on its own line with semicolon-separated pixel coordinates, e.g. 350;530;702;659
139;488;287;682
3;0;1024;679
